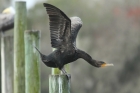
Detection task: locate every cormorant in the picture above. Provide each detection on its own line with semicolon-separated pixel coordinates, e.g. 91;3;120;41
0;7;15;35
35;3;113;79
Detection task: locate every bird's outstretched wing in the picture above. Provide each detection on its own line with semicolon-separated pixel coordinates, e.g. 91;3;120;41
70;17;82;46
0;13;14;32
43;3;71;48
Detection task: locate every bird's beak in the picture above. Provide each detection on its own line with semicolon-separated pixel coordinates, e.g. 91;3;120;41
101;63;114;67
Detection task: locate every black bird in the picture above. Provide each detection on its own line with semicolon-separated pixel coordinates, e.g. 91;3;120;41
0;7;15;36
35;3;113;78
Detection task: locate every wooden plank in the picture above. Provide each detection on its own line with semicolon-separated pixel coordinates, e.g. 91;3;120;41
14;1;27;93
25;30;40;93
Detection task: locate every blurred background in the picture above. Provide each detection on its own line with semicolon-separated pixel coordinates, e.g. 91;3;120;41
1;0;140;93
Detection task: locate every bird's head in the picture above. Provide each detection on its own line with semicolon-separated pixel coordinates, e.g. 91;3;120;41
35;47;48;62
97;61;114;67
2;7;15;14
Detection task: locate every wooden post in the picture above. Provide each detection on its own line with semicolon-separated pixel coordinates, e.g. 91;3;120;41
24;30;40;93
49;75;70;93
1;36;6;93
1;36;13;93
14;1;27;93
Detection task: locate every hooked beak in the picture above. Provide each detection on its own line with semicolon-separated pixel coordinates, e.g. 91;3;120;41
101;63;114;67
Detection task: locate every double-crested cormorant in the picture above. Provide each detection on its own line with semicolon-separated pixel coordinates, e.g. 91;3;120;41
0;7;15;35
35;3;113;78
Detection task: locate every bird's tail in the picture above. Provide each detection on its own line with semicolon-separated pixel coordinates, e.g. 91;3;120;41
34;46;42;54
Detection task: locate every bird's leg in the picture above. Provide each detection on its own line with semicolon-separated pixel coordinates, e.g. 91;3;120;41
61;67;71;80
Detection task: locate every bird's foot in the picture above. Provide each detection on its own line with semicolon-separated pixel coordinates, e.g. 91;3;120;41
61;68;71;80
66;74;71;80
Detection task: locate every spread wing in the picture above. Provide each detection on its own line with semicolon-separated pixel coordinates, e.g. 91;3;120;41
70;17;82;46
43;3;71;48
0;13;14;32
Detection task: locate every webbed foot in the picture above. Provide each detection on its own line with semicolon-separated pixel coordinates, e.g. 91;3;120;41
66;74;71;80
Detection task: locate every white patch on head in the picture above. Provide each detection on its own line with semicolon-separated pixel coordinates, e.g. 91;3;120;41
2;7;15;14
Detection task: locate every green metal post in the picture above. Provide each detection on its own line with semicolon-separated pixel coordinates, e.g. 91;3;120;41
14;1;27;93
24;30;40;93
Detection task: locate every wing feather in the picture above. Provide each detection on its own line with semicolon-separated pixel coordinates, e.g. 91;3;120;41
43;3;71;48
70;17;82;46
